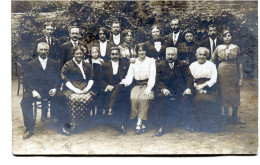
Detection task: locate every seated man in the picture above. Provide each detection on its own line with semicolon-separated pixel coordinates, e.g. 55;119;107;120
20;42;63;139
155;47;195;136
100;47;130;134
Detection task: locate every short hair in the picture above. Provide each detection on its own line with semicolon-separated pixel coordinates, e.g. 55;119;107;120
97;27;109;39
171;17;181;25
166;47;178;54
110;46;121;55
196;47;210;58
135;43;148;54
72;45;85;56
69;26;79;33
208;24;217;30
37;42;49;50
150;24;161;33
222;29;232;37
43;22;53;29
122;29;134;38
183;28;195;37
111;19;120;26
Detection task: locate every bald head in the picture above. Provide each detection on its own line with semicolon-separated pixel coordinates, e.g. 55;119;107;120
166;47;178;63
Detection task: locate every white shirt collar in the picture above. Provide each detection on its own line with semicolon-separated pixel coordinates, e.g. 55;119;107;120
113;34;120;45
38;57;48;70
92;58;102;64
71;39;79;46
111;60;119;75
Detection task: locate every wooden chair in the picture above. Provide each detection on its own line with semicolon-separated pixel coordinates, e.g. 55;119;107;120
33;98;53;123
16;62;25;95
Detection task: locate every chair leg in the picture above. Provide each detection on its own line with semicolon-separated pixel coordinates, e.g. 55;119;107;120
17;78;20;96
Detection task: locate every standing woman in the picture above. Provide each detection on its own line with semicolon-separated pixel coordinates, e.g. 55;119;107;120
211;29;245;124
145;25;167;63
60;46;95;135
177;29;200;65
119;29;137;62
120;43;156;134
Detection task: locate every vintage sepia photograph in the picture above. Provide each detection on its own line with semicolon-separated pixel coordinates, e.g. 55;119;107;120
11;0;258;155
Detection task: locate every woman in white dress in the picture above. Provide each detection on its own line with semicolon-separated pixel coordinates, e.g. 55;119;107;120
189;47;223;133
120;43;156;134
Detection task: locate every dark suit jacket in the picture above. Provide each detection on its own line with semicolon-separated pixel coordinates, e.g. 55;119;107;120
60;40;88;68
100;59;129;91
93;40;114;61
23;58;59;97
33;36;61;62
108;33;124;46
145;38;167;62
200;37;223;59
164;32;185;47
156;60;194;98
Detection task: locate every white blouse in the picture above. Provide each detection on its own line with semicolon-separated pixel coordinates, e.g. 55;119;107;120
189;60;217;88
121;57;156;92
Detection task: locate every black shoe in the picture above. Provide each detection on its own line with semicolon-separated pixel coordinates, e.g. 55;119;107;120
155;127;164;137
23;130;34;139
141;125;147;133
230;117;246;125
135;125;141;135
119;125;127;134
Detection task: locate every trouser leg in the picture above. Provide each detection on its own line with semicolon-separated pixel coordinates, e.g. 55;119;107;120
20;93;35;131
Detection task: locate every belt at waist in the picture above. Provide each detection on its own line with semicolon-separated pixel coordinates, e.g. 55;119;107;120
195;78;210;84
135;79;148;85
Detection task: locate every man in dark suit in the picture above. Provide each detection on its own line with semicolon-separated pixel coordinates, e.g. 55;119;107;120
21;42;64;139
33;22;61;62
155;47;194;136
200;24;222;59
100;47;129;134
145;25;167;62
108;20;123;46
164;18;185;47
60;26;88;67
93;27;114;62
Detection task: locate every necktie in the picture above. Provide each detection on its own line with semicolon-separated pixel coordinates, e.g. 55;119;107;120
173;34;177;45
212;40;216;53
48;37;51;45
74;42;78;47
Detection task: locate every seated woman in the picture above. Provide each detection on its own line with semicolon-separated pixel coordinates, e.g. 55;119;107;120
119;29;137;63
177;29;200;65
120;43;156;135
60;46;95;135
189;47;223;133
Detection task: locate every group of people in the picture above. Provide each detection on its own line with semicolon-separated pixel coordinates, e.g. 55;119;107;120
19;18;245;140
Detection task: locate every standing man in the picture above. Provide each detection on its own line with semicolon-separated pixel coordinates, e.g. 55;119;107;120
200;24;223;59
100;47;129;134
21;42;63;139
164;18;185;47
33;22;61;62
60;26;88;67
94;27;114;62
155;47;195;136
109;20;123;46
